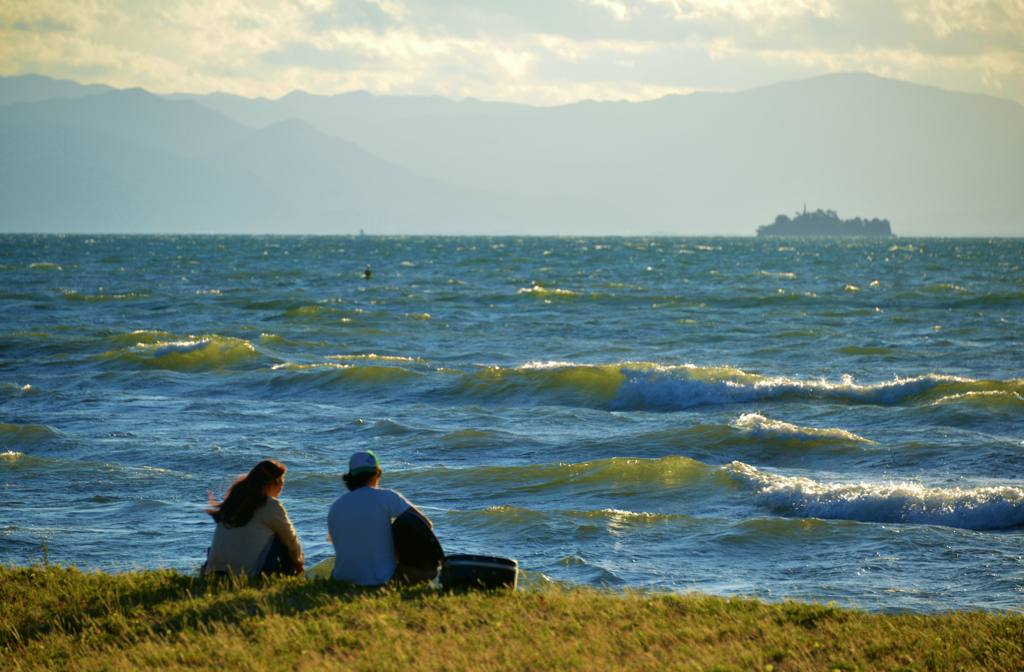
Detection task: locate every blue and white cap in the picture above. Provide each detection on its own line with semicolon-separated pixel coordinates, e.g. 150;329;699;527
349;450;380;475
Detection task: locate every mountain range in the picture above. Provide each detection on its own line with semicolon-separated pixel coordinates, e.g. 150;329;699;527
2;73;1022;236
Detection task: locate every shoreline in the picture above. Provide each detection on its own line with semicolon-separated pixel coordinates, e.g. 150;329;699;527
3;564;1022;671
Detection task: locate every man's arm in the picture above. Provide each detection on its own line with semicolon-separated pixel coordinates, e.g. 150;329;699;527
406;505;433;530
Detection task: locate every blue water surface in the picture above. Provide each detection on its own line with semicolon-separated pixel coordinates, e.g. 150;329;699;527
1;234;1022;612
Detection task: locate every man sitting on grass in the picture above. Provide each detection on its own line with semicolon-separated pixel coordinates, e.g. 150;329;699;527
327;451;437;586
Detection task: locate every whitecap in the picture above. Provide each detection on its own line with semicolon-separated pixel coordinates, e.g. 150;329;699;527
153;339;212;357
730;412;874;443
725;462;1024;531
519;360;578;370
270;362;351;371
517;285;579;296
326;354;421;363
610;367;974;411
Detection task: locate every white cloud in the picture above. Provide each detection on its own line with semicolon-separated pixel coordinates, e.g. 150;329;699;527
683;34;1024;85
897;0;1024;40
646;0;838;23
365;0;408;21
589;0;635;21
536;34;661;63
0;0;1022;106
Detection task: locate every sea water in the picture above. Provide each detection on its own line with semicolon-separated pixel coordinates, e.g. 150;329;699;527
1;234;1022;612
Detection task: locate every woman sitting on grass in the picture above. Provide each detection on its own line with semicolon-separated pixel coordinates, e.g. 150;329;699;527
202;459;305;577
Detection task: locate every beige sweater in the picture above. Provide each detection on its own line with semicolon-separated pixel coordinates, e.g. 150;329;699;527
205;497;305;577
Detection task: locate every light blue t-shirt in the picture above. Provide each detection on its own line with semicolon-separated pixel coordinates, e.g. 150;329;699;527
327;486;412;585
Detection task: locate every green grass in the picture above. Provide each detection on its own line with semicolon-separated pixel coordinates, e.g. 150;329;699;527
2;564;1022;671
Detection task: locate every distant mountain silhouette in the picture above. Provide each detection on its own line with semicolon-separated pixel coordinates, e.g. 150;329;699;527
0;86;628;234
170;73;1024;237
1;88;249;160
3;73;1023;235
0;118;285;233
0;74;113;106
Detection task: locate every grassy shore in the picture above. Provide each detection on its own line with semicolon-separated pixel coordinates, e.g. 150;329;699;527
2;564;1022;671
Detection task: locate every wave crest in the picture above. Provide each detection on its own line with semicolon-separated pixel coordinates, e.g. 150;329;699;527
730;413;874;444
0;422;67;444
454;363;624;406
101;335;257;370
725;462;1024;530
610;366;1015;411
517;285;580;297
398;456;712;493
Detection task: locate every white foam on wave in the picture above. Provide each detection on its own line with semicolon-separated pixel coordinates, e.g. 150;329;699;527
152;339;212;356
326;354;422;363
270;362;351;371
725;461;1024;531
755;271;797;279
611;366;971;410
594;508;677;521
519;360;580;370
730;413;875;443
517;285;579;296
149;337;256;357
930;390;1024;406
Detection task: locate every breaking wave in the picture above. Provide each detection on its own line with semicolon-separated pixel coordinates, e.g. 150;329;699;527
609;365;1020;411
725;462;1024;530
729;413;874;444
100;335;257;370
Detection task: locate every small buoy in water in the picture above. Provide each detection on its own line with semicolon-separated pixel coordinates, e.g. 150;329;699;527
364;264;371;279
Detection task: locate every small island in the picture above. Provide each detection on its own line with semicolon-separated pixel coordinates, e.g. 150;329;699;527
757;207;893;237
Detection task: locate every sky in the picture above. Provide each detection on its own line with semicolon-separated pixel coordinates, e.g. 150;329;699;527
1;0;1023;106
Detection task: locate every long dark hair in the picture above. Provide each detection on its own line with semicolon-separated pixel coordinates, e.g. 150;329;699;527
206;459;286;528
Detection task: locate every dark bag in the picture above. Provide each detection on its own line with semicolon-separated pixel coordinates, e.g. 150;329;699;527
392;510;445;571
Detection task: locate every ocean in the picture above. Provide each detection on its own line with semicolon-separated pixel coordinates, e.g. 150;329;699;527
2;234;1022;612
